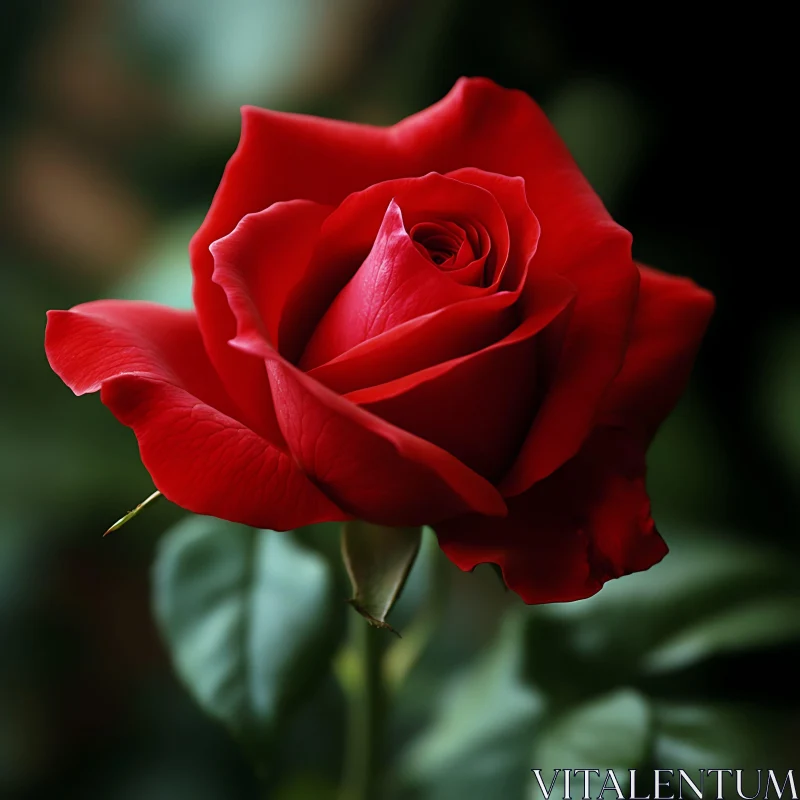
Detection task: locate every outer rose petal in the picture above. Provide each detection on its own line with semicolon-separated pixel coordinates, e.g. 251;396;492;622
208;199;333;363
500;234;639;495
189;78;608;261
434;266;714;604
413;80;645;488
599;265;715;441
192;200;331;441
265;359;506;525
190;105;399;401
44;300;346;530
435;428;668;604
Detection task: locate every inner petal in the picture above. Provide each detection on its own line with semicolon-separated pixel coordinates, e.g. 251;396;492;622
280;172;512;367
411;221;466;267
410;218;491;286
299;200;493;370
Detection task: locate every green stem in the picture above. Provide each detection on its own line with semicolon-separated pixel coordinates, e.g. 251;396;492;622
340;613;387;800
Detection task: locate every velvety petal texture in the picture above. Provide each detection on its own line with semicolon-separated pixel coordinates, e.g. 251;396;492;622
599;265;716;441
210;201;508;525
436;428;668;603
300;198;490;369
45;301;346;530
435;268;714;602
45;77;714;605
348;273;575;481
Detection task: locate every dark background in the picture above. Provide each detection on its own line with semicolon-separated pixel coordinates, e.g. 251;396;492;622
1;2;796;798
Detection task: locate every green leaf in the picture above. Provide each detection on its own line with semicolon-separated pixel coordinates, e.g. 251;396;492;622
527;530;800;682
400;613;542;800
530;689;651;799
642;594;800;672
654;702;795;772
341;521;421;632
152;515;341;762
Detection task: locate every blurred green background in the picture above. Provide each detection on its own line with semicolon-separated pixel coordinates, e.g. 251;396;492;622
1;2;797;798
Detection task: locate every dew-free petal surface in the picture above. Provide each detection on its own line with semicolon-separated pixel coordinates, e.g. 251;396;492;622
45;300;345;529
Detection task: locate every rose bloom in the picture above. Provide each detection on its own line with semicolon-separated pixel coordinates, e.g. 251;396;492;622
45;78;714;603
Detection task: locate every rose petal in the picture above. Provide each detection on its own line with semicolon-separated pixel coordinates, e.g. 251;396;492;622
430;219;490;284
435;427;668;604
191;79;638;484
305;168;540;395
205;194;510;399
189;78;611;252
397;82;641;489
45;300;346;529
348;272;576;480
209;200;332;357
393;79;618;269
189;107;400;391
299;200;491;370
308;292;520;395
203;197;513;401
265;358;506;525
599;265;715;441
445;168;539;292
401;82;641;490
211;227;507;526
410;219;481;279
282;172;511;365
500;233;639;495
195;200;331;442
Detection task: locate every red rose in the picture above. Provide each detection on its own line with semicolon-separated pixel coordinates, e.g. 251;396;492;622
45;78;714;603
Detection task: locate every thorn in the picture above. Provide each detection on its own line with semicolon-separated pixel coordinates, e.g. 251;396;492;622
346;599;402;637
104;490;162;536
